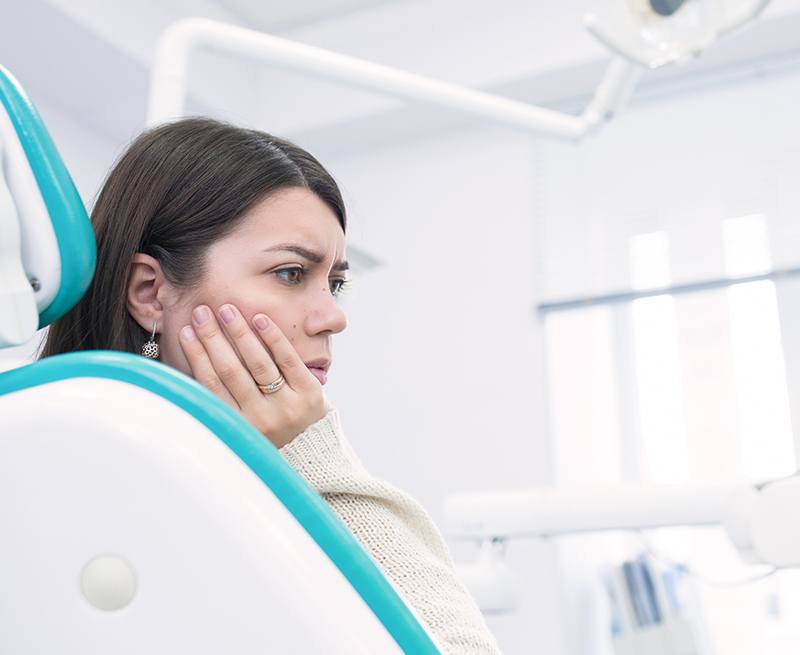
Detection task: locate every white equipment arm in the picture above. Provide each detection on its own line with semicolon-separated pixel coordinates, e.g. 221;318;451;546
147;18;641;142
445;476;800;568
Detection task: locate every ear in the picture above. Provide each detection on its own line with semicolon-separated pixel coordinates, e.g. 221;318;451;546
126;253;173;334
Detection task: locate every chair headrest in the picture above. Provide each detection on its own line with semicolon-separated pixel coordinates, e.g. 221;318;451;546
0;65;95;347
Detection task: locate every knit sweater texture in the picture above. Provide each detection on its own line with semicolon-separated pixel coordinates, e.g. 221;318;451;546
279;408;502;654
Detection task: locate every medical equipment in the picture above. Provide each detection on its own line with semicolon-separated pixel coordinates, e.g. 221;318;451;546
0;64;440;654
146;18;641;142
146;2;772;143
585;0;772;69
444;478;800;612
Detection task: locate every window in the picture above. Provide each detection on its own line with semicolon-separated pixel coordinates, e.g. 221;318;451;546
723;215;795;480
544;215;800;654
630;232;689;484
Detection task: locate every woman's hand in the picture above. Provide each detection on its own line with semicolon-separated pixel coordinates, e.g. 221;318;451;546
178;303;328;449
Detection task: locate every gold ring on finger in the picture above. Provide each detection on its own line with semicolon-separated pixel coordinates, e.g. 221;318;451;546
256;375;285;395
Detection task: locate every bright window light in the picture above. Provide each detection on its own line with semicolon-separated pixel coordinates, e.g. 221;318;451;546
723;215;795;480
629;231;689;484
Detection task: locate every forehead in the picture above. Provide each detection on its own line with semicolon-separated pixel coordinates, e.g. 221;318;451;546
226;187;345;255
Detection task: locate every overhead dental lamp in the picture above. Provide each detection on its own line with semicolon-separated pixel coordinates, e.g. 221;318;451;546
585;0;773;68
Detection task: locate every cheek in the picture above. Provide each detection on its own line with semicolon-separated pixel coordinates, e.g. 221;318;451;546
265;313;302;344
234;300;303;342
191;281;302;341
254;317;300;346
162;302;194;341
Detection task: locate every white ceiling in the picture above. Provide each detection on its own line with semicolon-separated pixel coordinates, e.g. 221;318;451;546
2;0;800;155
214;0;404;32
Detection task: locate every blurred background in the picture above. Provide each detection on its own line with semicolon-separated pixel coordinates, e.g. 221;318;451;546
2;1;800;652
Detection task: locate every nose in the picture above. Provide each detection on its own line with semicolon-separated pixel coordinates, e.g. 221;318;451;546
305;285;348;336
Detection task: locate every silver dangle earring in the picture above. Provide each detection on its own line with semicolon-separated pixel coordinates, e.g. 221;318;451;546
141;320;159;359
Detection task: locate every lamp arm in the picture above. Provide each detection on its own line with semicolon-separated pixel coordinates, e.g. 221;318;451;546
444;476;800;568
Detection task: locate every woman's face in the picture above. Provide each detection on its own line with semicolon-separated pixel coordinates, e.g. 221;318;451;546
158;187;349;382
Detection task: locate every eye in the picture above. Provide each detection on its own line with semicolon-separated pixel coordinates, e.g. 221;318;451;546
274;267;305;285
330;278;352;297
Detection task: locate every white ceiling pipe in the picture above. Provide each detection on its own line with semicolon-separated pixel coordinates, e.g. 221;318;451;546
147;17;642;142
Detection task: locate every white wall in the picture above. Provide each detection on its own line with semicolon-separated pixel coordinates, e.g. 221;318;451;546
536;68;800;302
33;98;128;207
319;127;570;652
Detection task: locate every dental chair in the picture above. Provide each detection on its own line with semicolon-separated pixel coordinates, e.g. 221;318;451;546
0;64;440;654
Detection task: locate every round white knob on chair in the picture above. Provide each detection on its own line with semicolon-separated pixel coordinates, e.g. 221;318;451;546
80;554;138;611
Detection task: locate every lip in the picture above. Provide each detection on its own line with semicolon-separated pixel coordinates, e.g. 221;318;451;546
307;367;327;385
304;358;330;386
304;358;330;372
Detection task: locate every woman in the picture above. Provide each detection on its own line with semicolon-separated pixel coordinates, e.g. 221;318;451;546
40;117;501;654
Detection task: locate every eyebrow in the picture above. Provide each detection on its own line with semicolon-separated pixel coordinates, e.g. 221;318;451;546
263;243;349;272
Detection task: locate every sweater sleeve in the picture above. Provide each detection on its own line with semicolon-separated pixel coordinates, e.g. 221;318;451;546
279;408;502;655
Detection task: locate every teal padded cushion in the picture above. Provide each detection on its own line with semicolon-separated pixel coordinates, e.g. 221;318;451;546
0;65;95;327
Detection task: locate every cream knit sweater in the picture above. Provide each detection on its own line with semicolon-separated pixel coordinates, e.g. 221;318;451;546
279;408;502;654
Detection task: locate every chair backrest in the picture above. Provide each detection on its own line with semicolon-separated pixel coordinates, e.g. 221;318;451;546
0;64;95;347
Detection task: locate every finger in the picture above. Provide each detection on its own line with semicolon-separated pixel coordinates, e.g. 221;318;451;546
178;324;239;408
191;305;262;407
252;312;317;391
217;304;282;388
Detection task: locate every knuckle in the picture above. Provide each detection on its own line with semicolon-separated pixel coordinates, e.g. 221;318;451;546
226;322;249;339
262;324;285;343
181;341;201;358
202;376;224;394
278;354;297;370
261;330;281;348
200;325;221;340
249;359;272;380
215;362;239;382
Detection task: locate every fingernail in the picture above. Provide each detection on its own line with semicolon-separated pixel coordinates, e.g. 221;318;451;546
220;305;235;324
193;306;210;325
254;315;269;330
181;326;196;341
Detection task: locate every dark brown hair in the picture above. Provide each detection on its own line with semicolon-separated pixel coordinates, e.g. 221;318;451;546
38;117;346;358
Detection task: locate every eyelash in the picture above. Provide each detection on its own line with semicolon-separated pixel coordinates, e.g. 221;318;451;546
274;267;352;297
